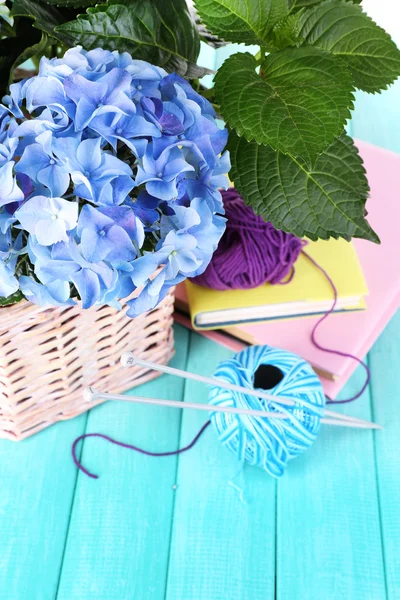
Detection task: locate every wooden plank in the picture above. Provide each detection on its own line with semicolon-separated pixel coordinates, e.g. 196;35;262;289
369;311;400;599
55;324;189;600
347;4;400;593
165;333;276;600
276;366;386;600
0;414;87;600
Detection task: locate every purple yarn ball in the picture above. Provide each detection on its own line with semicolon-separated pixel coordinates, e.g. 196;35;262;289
192;189;305;290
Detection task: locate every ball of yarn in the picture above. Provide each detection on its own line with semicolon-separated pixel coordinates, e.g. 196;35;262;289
193;189;305;290
208;345;326;477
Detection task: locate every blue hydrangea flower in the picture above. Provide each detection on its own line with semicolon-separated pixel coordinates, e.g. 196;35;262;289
19;277;75;307
16;195;78;245
129;61;166;99
125;191;160;228
54;136;134;205
15;131;71;197
64;68;136;131
135;144;195;200
89;112;160;156
77;204;137;263
31;237;117;309
0;47;230;314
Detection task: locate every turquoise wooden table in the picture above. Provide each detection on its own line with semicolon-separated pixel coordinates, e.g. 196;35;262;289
0;316;399;600
1;4;400;598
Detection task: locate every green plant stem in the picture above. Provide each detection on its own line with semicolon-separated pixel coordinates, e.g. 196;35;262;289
255;46;266;66
200;87;216;100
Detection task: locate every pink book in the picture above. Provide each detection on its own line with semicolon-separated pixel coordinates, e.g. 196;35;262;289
175;141;400;398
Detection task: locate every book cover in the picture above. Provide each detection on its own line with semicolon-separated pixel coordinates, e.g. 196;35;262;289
185;238;367;329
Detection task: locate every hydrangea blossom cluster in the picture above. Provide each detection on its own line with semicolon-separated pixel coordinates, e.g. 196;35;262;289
0;47;229;315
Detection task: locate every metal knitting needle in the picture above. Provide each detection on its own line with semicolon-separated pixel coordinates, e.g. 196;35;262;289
120;353;380;429
84;387;285;420
84;388;382;430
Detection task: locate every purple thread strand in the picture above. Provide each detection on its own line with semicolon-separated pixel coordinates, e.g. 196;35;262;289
302;250;371;404
195;189;369;404
72;420;212;479
70;193;370;477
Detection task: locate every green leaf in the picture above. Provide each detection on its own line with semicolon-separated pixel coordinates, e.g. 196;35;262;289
11;0;74;45
0;20;16;38
0;17;47;97
8;32;49;87
214;49;354;164
299;0;400;93
44;0;96;6
290;0;361;9
194;0;289;45
0;291;24;307
267;12;304;51
290;0;321;7
56;0;205;77
227;131;379;242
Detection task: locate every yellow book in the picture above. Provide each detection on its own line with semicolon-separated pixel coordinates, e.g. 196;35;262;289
185;239;368;330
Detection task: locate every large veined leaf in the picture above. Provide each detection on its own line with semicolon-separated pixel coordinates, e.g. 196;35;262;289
11;0;73;45
290;0;360;9
299;0;400;93
194;0;289;45
267;13;304;51
215;49;354;164
57;0;206;77
44;0;96;6
227;131;379;242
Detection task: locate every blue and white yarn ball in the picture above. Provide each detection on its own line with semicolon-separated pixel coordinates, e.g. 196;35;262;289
209;346;326;477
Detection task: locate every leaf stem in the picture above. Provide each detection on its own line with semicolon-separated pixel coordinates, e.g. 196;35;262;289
256;46;266;66
200;87;216;100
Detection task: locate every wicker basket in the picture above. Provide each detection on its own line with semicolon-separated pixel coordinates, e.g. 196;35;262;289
0;288;175;441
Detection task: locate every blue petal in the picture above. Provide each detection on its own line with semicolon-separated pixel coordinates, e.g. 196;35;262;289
146;179;178;201
71;268;101;309
98;205;137;237
26;76;68;112
64;73;106;106
100;68;132;103
19;276;75;307
0;162;24;206
103;225;136;263
0;260;19;297
80;227;111;262
38;258;80;282
73;96;97;131
77;137;102;172
77;203;109;235
95;175;134;206
37;164;70;197
15;143;50;181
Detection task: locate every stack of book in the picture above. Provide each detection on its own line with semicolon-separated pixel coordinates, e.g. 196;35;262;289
174;141;400;397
